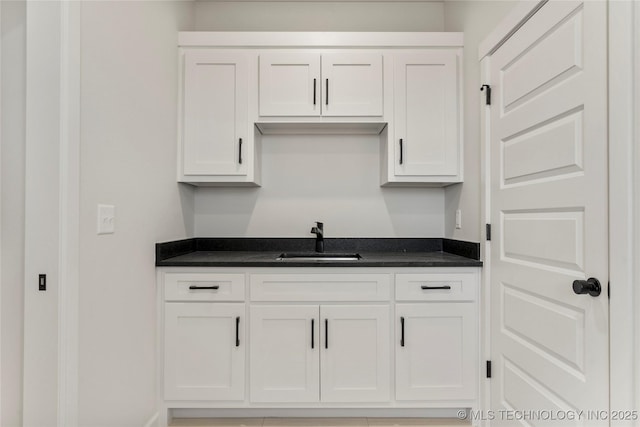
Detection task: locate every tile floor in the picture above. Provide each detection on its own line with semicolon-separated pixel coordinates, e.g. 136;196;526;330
170;418;471;427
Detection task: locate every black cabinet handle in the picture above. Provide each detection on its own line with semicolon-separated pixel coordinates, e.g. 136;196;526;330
238;138;243;164
421;285;452;290
188;285;219;290
400;317;405;347
325;319;328;349
311;319;315;349
235;316;240;347
399;139;403;165
325;79;329;106
313;78;317;105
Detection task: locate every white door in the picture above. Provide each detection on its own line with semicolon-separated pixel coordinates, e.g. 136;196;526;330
182;50;248;176
321;52;383;117
250;305;320;402
393;51;460;179
259;52;321;116
320;305;390;402
164;303;245;401
395;303;476;401
488;1;608;424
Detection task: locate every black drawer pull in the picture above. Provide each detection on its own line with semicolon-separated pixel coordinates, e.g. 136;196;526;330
400;317;405;347
421;285;451;290
325;79;329;106
325;319;328;349
399;139;403;165
313;78;317;105
311;319;315;349
188;285;219;290
235;316;240;347
238;138;243;165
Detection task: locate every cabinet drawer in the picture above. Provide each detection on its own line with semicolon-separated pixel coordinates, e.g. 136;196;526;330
164;273;245;302
395;273;476;302
250;273;391;301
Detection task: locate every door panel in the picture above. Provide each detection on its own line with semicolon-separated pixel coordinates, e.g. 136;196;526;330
394;52;459;177
489;1;608;424
320;305;390;402
321;52;383;116
249;305;320;403
164;303;245;400
182;51;248;176
396;304;476;401
259;52;320;116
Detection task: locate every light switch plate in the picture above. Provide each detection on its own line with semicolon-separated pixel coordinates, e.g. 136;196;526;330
97;204;115;234
455;209;462;229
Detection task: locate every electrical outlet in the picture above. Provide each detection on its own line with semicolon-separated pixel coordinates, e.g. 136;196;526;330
97;204;115;234
455;209;462;229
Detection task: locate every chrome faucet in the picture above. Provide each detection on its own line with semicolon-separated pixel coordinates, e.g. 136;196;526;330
310;221;324;253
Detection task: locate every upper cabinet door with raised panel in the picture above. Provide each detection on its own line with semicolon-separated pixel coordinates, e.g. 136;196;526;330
181;50;249;178
392;51;461;182
321;52;383;117
259;51;383;117
259;52;321;116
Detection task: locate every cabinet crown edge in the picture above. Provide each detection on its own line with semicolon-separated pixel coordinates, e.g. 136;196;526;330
178;31;464;48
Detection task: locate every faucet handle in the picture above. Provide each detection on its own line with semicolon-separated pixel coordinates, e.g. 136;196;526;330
315;221;323;229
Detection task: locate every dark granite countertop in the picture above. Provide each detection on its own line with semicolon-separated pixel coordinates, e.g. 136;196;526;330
156;238;483;268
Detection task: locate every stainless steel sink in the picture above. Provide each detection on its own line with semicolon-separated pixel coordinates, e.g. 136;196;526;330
276;252;362;261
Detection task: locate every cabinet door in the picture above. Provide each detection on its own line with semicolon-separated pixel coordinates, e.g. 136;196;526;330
164;303;244;401
250;305;320;402
259;52;321;116
321;53;383;117
393;51;460;179
396;303;476;401
320;305;390;402
182;50;248;176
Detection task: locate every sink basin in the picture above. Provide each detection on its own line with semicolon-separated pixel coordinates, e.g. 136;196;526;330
276;252;362;261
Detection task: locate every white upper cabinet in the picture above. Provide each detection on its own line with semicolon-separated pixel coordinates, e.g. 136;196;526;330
179;50;259;186
383;51;462;185
259;52;321;116
259;51;383;117
178;33;463;187
321;53;383;117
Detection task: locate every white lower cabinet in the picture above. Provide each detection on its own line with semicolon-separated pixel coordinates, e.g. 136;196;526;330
249;305;320;402
250;304;390;403
159;267;479;419
164;302;245;401
395;303;476;401
321;305;390;402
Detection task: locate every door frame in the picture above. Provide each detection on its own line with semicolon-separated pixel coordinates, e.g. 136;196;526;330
479;0;639;422
22;2;81;426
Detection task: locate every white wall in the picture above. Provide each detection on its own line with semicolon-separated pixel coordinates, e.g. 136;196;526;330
1;2;26;426
78;2;193;425
196;135;445;237
194;1;445;31
442;0;517;241
193;0;447;238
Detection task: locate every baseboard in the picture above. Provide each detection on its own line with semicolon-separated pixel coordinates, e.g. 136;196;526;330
143;412;159;427
170;408;465;418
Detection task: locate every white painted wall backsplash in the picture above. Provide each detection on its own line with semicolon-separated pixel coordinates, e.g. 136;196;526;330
194;134;445;237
